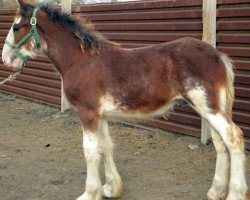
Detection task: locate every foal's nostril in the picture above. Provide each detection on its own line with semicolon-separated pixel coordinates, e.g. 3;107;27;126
2;58;12;67
2;60;9;67
10;54;17;62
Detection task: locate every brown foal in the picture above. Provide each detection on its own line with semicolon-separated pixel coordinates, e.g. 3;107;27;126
2;1;248;200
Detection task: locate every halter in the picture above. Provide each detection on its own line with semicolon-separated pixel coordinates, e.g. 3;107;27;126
5;8;41;66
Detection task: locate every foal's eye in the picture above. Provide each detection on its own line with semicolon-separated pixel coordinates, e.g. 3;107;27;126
13;24;19;32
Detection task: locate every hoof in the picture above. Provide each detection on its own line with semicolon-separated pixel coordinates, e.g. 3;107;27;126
226;194;249;200
207;187;227;200
77;191;102;200
226;186;248;200
102;180;123;198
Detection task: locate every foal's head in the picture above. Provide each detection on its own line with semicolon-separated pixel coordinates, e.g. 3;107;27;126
2;0;40;71
2;0;108;71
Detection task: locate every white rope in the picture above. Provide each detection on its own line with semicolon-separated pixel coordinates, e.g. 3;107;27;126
0;70;22;85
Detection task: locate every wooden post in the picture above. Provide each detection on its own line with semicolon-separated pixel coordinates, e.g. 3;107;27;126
62;0;72;14
61;0;72;112
202;0;217;47
201;0;217;144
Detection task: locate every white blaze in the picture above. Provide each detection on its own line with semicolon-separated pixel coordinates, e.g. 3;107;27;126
2;17;21;66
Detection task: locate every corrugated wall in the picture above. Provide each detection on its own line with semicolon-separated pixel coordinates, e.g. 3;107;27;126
0;0;249;148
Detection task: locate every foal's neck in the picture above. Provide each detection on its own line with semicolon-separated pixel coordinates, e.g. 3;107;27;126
37;12;86;77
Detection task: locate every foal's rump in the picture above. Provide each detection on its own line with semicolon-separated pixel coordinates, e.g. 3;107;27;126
163;37;231;113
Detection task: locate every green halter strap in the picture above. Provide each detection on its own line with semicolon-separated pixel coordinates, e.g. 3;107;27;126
5;8;41;66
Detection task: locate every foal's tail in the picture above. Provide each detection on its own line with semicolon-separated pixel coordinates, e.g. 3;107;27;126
220;53;235;117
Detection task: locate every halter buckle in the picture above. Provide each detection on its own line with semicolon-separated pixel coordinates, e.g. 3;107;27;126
12;45;18;52
30;17;37;26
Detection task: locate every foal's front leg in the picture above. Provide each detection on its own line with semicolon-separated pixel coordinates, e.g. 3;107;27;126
77;108;102;200
99;119;123;198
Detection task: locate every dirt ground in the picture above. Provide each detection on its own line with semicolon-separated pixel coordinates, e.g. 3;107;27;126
0;93;249;200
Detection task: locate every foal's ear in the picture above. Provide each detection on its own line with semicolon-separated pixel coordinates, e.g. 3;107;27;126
16;0;34;17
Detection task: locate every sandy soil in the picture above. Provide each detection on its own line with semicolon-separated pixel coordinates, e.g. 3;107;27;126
0;93;249;200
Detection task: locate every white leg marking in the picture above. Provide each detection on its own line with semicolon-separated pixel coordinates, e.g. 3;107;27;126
227;148;247;200
207;129;229;200
226;125;247;200
77;130;102;200
206;113;229;143
206;114;248;200
99;120;123;198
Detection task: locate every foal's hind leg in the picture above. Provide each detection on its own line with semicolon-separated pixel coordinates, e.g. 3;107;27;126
186;88;247;200
99;119;123;198
206;114;248;200
207;128;230;200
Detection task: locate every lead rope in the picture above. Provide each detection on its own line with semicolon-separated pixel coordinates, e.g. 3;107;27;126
0;69;22;85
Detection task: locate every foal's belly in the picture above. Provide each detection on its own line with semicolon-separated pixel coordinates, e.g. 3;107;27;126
103;105;171;120
100;94;184;120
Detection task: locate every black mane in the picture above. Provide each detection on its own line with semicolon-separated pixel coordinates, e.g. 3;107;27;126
39;4;105;52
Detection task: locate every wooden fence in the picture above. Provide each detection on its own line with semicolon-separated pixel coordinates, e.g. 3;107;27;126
0;0;249;148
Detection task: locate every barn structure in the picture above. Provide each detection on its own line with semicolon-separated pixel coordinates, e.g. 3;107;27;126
0;0;250;149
